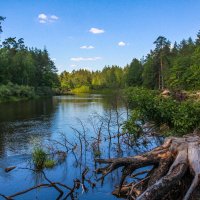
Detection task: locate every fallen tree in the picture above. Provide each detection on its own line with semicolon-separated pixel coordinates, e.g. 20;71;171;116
96;133;200;200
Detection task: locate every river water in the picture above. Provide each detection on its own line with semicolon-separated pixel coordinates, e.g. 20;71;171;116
0;94;161;200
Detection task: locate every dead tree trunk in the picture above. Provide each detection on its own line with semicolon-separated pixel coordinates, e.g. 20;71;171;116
95;134;200;200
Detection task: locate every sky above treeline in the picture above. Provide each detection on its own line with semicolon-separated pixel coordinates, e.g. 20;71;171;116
1;0;200;73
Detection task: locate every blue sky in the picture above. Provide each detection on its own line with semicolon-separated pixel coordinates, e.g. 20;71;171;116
1;0;200;73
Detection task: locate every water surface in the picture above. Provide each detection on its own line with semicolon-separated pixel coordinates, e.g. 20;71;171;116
0;94;160;199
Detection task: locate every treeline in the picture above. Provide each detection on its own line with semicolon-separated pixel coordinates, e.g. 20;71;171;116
0;17;59;101
1;15;200;99
59;66;124;91
60;31;200;92
0;38;59;87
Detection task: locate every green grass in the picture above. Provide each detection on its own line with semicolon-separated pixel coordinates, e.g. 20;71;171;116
32;147;56;169
44;159;56;168
32;148;47;170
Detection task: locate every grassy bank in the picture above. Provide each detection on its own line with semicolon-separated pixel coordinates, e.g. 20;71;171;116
60;85;122;95
71;85;91;93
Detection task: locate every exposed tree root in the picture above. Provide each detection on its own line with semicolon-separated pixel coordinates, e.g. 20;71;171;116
95;134;200;200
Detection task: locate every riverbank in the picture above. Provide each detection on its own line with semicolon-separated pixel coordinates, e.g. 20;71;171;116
58;86;123;95
124;87;200;137
0;83;35;103
0;85;120;103
0;83;57;103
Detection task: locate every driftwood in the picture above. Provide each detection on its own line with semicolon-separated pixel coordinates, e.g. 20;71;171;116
5;166;16;173
95;134;200;200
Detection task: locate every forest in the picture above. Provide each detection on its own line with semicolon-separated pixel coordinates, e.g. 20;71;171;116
0;17;59;101
1;15;200;100
60;32;200;92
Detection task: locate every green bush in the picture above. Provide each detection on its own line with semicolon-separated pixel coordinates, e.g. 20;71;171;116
71;85;90;93
124;87;200;136
0;83;36;102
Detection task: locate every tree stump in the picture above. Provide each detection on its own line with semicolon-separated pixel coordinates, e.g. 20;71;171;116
95;134;200;200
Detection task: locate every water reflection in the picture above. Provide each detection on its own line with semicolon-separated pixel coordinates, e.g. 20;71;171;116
0;94;119;157
0;94;161;200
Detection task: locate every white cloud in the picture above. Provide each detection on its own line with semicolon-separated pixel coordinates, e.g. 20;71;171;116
52;58;56;62
118;41;126;46
89;27;105;34
70;57;102;62
80;45;94;49
50;15;59;20
38;13;48;20
38;13;59;23
39;19;47;24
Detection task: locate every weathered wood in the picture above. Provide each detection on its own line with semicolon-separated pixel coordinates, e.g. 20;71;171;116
96;134;200;200
5;166;16;173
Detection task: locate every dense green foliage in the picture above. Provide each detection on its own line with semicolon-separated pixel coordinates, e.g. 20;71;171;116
124;87;200;136
60;32;200;92
0;16;59;101
0;38;59;87
0;83;35;102
71;85;90;93
1;14;200;98
59;66;124;92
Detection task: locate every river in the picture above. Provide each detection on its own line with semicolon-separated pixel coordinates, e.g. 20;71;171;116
0;94;161;200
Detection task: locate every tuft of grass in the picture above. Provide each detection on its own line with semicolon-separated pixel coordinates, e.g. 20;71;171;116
32;147;57;169
44;159;56;168
32;148;47;170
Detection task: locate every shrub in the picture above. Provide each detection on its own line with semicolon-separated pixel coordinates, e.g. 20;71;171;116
71;85;90;93
124;87;200;136
0;83;36;101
